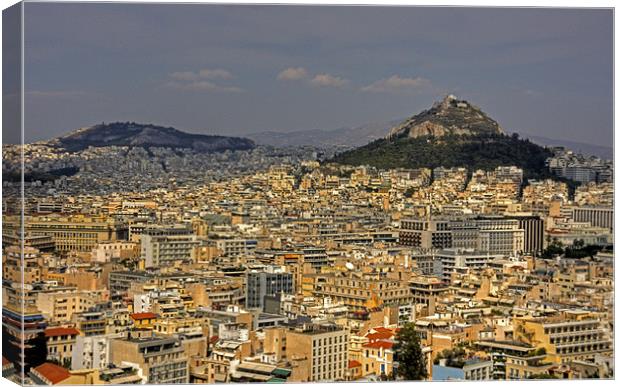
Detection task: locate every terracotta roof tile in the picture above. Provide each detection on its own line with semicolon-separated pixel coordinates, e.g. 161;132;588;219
366;331;394;341
45;327;80;337
130;312;158;320
348;360;362;368
32;363;71;384
363;341;394;350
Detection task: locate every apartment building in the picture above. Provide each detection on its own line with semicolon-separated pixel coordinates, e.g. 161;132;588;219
1;232;55;252
301;247;330;270
285;324;349;382
108;271;192;299
37;288;106;324
409;275;449;307
110;336;189;384
505;352;554;380
2;302;47;375
3;245;43;284
141;230;200;268
434;249;502;281
184;279;245;308
504;214;545;254
513;311;613;364
71;333;120;371
359;327;397;378
45;327;79;367
313;271;413;309
74;310;108;337
475;340;535;380
91;241;139;263
210;238;258;258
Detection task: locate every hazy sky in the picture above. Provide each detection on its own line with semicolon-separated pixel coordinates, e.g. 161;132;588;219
11;3;614;146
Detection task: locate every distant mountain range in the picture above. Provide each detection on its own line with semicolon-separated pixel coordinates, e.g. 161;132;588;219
248;99;611;159
246;119;402;149
45;122;255;152
516;133;612;160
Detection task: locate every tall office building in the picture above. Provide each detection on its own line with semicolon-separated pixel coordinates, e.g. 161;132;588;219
399;218;452;249
246;266;294;311
567;206;613;232
400;216;524;256
476;217;525;256
504;215;545;255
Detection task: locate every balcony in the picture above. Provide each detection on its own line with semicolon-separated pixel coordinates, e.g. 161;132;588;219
549;328;603;339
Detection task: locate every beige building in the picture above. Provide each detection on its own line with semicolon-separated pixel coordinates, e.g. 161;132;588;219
3;214;128;253
285;324;349;382
313;271;413;309
514;311;613;364
91;241;139;263
45;327;80;367
409;275;449;308
110;336;189;384
37;288;107;324
3;245;43;284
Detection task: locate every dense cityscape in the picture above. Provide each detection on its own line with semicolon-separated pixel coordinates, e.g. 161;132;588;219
2;3;615;386
1;117;614;383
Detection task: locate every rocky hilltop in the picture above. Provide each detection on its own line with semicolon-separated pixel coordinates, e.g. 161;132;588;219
331;96;556;180
47;122;255;152
387;94;503;139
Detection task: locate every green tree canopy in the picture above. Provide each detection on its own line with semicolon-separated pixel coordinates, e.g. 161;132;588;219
393;323;428;381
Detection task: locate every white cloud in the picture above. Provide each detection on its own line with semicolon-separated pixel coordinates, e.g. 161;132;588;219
167;80;243;93
277;68;348;88
277;67;308;81
198;68;234;79
167;68;239;92
170;71;199;81
310;73;348;88
170;69;233;81
361;75;432;93
524;89;542;97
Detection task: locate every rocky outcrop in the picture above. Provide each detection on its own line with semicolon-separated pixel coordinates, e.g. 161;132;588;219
387;95;504;139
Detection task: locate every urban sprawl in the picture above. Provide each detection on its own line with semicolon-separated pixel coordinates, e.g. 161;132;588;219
1;143;614;384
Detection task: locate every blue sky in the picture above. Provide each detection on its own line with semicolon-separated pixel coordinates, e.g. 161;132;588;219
11;3;613;146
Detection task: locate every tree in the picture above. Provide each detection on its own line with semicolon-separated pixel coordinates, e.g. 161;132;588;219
541;238;563;259
573;239;585;249
393;323;428;380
